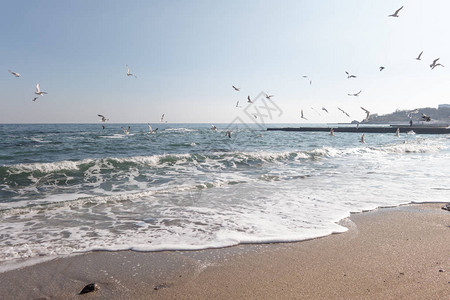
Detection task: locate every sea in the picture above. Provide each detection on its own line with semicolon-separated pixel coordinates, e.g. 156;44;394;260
1;123;449;271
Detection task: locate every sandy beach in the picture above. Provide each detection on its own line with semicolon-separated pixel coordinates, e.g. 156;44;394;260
1;203;449;300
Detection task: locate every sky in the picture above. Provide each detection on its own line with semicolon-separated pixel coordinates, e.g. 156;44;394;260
2;0;450;124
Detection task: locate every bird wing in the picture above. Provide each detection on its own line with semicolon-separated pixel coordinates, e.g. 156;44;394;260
356;90;362;95
360;107;369;113
395;6;403;15
98;114;105;118
418;51;423;59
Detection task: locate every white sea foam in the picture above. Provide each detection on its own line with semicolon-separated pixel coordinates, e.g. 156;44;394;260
164;128;197;132
1;128;449;272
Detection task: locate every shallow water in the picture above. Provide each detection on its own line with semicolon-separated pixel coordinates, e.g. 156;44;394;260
1;123;449;268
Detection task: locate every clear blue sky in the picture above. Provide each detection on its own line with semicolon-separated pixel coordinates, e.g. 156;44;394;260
2;0;450;123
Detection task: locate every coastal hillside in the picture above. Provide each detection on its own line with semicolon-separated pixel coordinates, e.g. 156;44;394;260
361;104;450;124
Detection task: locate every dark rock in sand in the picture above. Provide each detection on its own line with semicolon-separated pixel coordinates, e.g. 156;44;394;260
441;203;450;211
79;283;99;295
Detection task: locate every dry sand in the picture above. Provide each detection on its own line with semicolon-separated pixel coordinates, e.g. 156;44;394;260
0;203;449;299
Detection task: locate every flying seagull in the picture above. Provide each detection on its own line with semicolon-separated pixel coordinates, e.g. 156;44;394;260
360;133;366;143
337;107;350;117
388;6;403;17
265;93;274;100
211;125;217;131
126;65;137;78
302;75;312;85
300;109;308;120
160;114;165;122
360;107;370;121
225;130;232;138
347;90;362;97
121;126;131;135
98;114;109;122
416;51;423;60
8;70;21;77
32;97;38;102
148;123;158;133
430;58;444;69
322;107;329;113
421;113;431;122
379;66;385;71
232;85;240;91
34;84;48;96
330;128;335;136
247;96;252;103
408;109;419;117
345;71;357;79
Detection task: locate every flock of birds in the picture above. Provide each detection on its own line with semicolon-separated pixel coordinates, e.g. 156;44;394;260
227;5;440;129
6;6;441;140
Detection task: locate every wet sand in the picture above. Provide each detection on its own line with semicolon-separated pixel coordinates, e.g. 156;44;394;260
1;203;449;299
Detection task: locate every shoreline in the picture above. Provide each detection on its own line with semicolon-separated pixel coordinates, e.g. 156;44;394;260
1;203;449;299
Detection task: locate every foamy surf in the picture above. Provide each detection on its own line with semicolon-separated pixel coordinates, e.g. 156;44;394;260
0;124;449;271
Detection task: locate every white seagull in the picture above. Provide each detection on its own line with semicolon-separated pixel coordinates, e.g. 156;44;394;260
421;113;431;122
121;126;131;135
360;133;366;143
211;125;217;131
416;51;423;60
160;114;165;122
98;114;109;122
360;107;370;121
34;84;48;96
347;90;362;97
8;70;21;77
225;130;232;138
265;93;274;100
345;71;357;79
126;65;137;78
148;123;158;133
429;58;444;69
302;75;312;85
337;107;350;118
301;109;308;120
388;6;403;17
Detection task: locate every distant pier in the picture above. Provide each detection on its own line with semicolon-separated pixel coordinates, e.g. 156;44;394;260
266;125;450;134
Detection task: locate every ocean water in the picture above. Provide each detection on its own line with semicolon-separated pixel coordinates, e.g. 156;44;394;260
1;123;449;269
